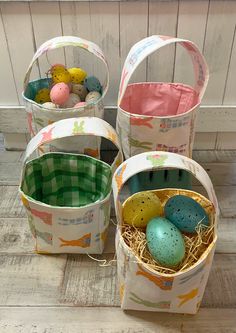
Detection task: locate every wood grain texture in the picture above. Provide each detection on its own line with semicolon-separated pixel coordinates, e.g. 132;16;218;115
192;150;236;163
3;133;29;151
199;163;236;186
0;10;19;105
60;2;94;72
203;0;236;105
217;218;236;253
30;1;65;77
0;2;39;103
147;0;178;83
60;253;119;306
224;25;236;105
0;151;24;163
194;133;217;150
196;106;236;132
0;218;34;253
0;252;234;308
0;186;25;218
0;253;67;305
216;132;236;150
0;307;235;333
202;254;236;308
215;186;236;218
0;134;4;152
120;1;148;83
90;2;120;105
0;161;22;185
174;0;209;87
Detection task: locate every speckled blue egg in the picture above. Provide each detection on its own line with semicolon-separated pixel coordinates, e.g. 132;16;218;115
164;195;209;234
84;76;102;93
146;217;185;268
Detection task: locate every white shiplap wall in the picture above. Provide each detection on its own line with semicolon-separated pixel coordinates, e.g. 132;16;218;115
0;0;236;150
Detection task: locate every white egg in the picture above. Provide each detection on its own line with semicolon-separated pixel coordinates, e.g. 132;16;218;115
61;93;81;108
72;84;88;101
85;91;101;103
42;102;57;109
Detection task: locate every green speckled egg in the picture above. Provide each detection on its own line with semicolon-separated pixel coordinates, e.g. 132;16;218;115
164;195;209;234
146;217;185;268
123;191;162;228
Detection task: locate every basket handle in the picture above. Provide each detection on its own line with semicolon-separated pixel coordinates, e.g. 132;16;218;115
112;151;219;217
23;117;123;174
118;35;209;105
23;36;109;99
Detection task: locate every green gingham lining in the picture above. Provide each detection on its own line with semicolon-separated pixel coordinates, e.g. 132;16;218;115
21;153;112;207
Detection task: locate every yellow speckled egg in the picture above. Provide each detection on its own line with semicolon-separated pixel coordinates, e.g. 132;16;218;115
35;88;51;104
68;67;87;84
123;191;162;228
50;64;65;73
52;68;71;84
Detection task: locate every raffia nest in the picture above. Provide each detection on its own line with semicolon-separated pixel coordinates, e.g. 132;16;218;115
121;189;216;275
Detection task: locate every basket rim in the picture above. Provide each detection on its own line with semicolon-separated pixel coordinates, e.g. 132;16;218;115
20;152;112;210
22;78;104;113
117;188;217;278
118;81;200;119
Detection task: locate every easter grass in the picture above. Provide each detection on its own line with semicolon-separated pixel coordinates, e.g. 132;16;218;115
121;189;216;275
122;222;214;274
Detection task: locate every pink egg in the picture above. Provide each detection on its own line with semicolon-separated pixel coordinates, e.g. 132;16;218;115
74;102;86;108
50;83;70;105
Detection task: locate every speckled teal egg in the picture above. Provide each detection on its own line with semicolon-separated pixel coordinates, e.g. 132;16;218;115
84;76;102;93
164;195;209;234
146;217;185;268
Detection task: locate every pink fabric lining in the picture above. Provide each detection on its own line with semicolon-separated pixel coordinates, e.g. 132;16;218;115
120;83;200;117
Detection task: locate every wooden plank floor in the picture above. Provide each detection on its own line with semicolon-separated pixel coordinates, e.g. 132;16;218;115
0;149;236;332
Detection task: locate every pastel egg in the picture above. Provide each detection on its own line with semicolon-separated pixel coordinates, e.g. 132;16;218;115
84;76;102;93
50;83;70;105
72;84;88;101
68;68;87;84
164;195;209;234
74;102;86;108
42;102;57;109
35;88;51;104
85;91;101;103
61;93;81;108
50;64;66;73
146;217;185;268
52;68;71;84
122;191;162;228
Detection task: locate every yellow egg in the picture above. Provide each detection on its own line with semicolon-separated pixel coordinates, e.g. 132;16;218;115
123;191;162;228
50;64;65;73
68;67;87;84
52;69;71;84
35;88;51;104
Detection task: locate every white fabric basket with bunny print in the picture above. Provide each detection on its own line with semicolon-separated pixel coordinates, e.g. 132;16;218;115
23;36;109;156
117;35;209;159
19;117;122;254
112;151;218;314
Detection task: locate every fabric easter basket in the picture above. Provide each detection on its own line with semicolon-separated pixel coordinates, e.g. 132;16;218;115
19;117;122;254
23;36;109;156
112;151;218;314
117;35;208;159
